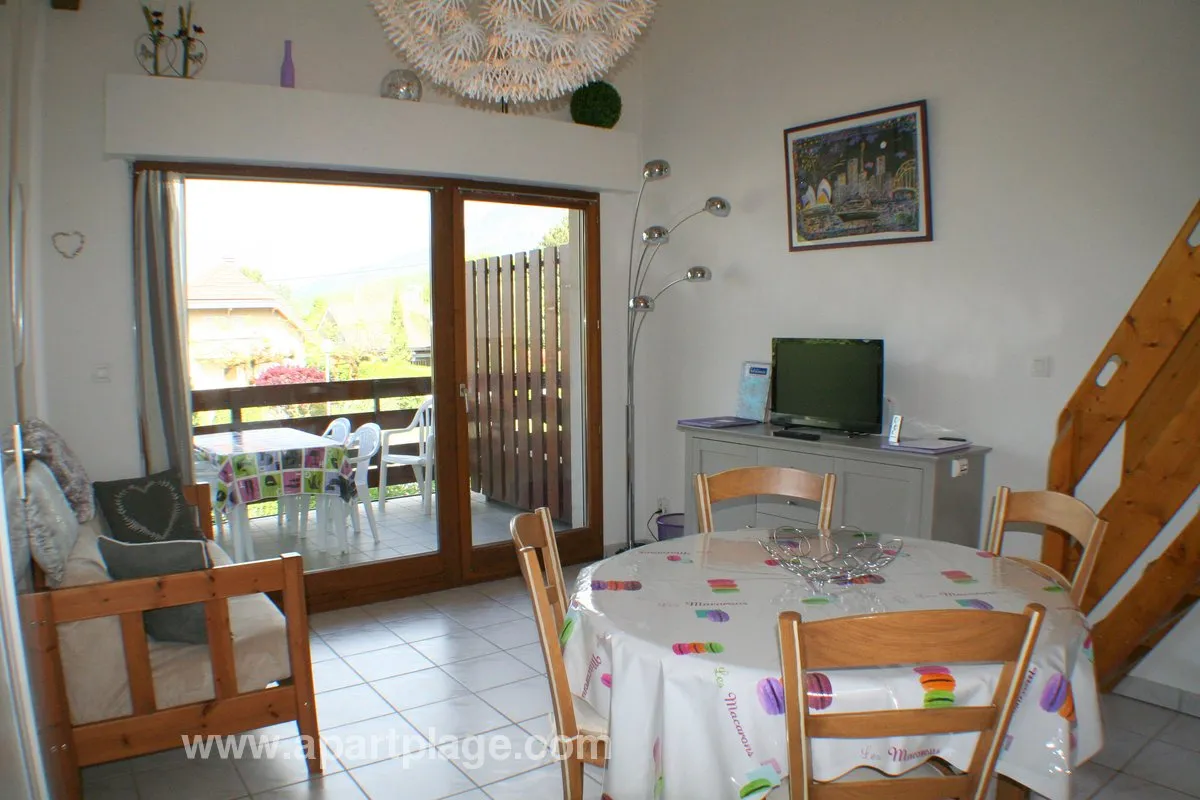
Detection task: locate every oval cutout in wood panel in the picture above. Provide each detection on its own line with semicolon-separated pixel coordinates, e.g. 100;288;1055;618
1095;354;1122;387
1188;218;1199;248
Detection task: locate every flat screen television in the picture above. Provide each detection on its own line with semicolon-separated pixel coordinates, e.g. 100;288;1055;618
769;338;884;434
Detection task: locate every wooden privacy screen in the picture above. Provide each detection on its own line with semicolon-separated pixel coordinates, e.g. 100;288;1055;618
1045;200;1200;689
465;247;573;523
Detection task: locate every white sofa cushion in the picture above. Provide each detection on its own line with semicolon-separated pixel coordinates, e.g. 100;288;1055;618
57;522;293;725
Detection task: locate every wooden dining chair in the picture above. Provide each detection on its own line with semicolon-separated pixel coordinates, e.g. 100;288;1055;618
694;466;836;533
986;487;1108;608
778;604;1044;800
510;508;607;800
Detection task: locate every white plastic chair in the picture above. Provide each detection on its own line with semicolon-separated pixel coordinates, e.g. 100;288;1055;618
287;417;352;536
379;397;435;516
339;422;381;547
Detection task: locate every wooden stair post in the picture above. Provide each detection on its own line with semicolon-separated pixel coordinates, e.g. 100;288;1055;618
1045;200;1200;688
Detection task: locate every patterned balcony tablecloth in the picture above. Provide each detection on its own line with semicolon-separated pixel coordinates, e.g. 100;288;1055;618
562;531;1101;800
194;427;354;513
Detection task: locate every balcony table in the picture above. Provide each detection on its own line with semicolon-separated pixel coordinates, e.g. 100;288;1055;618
194;427;354;561
562;531;1101;800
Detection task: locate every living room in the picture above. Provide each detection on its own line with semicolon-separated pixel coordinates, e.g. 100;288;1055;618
2;1;1198;799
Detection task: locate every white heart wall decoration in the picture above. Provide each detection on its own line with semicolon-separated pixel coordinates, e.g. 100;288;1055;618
51;231;86;259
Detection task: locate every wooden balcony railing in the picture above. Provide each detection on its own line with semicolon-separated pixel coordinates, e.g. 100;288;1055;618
191;376;432;490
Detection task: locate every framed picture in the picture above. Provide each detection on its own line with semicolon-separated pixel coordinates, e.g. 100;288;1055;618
784;100;932;252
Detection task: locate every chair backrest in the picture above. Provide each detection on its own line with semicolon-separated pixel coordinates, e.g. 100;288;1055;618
510;508;577;740
695;466;836;533
322;417;352;444
347;423;382;485
778;604;1044;800
986;487;1107;606
412;397;434;456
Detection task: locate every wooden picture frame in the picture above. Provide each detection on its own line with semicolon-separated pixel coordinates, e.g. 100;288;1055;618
784;100;932;252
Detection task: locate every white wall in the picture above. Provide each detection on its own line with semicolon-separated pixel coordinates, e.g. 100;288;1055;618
632;0;1200;693
34;0;644;495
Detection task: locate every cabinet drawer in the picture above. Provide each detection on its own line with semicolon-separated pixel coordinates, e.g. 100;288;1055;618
756;447;835;522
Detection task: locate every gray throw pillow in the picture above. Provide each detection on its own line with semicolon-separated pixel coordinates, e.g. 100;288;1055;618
21;460;81;588
93;468;203;544
97;536;212;644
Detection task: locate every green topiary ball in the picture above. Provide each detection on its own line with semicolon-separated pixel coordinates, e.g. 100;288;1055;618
570;81;622;129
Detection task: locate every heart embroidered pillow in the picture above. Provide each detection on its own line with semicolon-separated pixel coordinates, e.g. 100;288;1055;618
93;468;204;544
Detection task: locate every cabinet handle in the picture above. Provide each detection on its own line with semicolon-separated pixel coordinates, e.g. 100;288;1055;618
785;500;797;505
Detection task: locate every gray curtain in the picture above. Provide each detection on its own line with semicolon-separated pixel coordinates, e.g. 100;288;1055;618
133;170;193;478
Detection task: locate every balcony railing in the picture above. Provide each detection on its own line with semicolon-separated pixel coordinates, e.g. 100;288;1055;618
192;376;432;490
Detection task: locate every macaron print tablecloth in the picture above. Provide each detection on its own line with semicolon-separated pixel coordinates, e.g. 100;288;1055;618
562;531;1101;800
193;427;355;513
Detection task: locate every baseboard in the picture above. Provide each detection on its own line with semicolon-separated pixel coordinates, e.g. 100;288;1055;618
1114;674;1200;717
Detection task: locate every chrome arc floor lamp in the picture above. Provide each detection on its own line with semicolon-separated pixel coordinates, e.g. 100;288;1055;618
624;160;731;551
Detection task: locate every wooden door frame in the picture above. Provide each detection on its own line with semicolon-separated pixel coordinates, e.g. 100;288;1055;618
453;187;604;584
133;161;604;611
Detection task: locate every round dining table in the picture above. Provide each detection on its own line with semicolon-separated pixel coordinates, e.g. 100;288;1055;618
561;530;1101;800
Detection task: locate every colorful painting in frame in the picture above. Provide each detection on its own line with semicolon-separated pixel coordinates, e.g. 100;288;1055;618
784;100;932;252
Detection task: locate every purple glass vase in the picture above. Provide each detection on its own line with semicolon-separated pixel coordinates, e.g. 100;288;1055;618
280;40;295;88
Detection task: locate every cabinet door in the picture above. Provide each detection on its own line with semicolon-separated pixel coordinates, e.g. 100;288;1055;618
756;448;835;526
834;458;923;539
686;437;758;533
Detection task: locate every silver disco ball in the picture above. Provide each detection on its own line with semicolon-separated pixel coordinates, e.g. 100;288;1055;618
381;69;422;101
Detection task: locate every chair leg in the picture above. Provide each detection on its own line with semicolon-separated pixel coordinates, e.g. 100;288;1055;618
299;495;310;539
349;496;362;536
562;757;585;800
333;502;349;553
378;463;389;515
362;492;380;542
411;464;427;515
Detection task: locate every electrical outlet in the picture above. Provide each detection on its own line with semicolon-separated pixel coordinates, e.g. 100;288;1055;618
656;496;669;514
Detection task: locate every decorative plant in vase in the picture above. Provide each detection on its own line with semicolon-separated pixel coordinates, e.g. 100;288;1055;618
136;5;175;76
170;3;207;79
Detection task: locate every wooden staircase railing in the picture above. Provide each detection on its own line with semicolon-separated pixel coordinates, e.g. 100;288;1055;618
1044;199;1200;689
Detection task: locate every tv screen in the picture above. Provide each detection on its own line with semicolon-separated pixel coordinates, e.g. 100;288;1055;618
770;338;884;434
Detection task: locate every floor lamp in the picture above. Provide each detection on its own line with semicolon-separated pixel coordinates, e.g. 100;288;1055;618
624;160;731;551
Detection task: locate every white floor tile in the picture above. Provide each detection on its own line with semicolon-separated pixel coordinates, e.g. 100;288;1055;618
1093;773;1196;799
233;736;342;795
1071;761;1116;800
442;601;526;630
409;630;501;665
441;652;538;693
312;659;366;693
350;750;475;800
1124;740;1200;796
315;685;395;729
401;695;512;741
474;618;539;650
80;772;138;800
322;713;429;770
252;772;368;799
480;763;586;800
1156;713;1200;753
308;639;339;664
1101;694;1179;738
321;625;405;658
1092;726;1150;771
373;667;473;712
344;643;435;682
383;612;469;643
132;757;248;800
440;724;552;787
309;608;378;635
507;643;548;674
477;676;553;723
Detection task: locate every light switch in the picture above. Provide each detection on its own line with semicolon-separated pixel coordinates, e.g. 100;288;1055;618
91;364;111;383
1031;357;1053;378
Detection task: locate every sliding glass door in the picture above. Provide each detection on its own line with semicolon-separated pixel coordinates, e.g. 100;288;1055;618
154;164;603;607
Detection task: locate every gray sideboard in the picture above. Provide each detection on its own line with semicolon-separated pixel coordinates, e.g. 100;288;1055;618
680;425;990;547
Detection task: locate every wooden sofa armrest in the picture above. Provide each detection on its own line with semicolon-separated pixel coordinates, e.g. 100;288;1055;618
30;552;320;775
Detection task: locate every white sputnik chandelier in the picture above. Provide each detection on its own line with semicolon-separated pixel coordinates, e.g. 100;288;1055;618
369;0;656;104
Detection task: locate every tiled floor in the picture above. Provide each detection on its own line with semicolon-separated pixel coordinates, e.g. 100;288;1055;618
228;494;556;569
81;564;1200;800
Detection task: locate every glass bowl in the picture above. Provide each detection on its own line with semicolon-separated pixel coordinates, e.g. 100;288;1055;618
759;526;902;588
